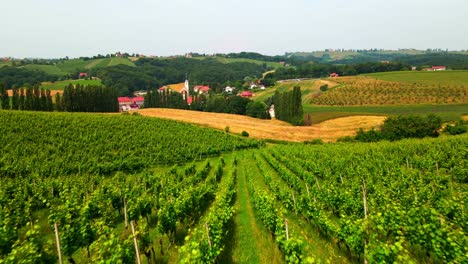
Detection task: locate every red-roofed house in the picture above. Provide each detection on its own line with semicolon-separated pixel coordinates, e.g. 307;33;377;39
118;96;144;111
240;91;253;97
194;85;210;94
329;72;339;78
432;66;446;71
79;72;88;78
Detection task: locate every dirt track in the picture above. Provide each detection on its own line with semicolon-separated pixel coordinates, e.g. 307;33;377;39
137;108;386;142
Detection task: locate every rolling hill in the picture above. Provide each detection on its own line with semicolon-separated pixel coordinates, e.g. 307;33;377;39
21;57;135;76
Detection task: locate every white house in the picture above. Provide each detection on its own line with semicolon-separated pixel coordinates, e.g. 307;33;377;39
225;86;235;93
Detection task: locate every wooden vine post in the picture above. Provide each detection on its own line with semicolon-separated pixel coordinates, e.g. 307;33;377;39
54;222;63;264
124;197;128;230
205;222;212;248
362;179;369;264
285;219;289;241
131;221;142;264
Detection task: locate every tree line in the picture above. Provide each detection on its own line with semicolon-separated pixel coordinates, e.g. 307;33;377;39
0;83;118;113
270;86;304;125
0;67;58;89
0;83;53;111
144;88;269;119
56;84;119;112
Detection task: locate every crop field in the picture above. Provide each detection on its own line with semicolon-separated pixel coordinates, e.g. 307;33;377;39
21;58;135;76
365;70;468;86
137;108;385;142
0;109;466;263
310;76;468;106
304;103;468;124
40;79;103;90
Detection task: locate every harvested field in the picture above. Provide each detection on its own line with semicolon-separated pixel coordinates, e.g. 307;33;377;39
137;108;386;142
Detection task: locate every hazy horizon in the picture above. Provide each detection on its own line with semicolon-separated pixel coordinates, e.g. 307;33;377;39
1;0;467;58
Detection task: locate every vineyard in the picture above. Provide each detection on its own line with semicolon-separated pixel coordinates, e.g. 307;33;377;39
311;76;468;106
0;110;467;263
0;111;262;177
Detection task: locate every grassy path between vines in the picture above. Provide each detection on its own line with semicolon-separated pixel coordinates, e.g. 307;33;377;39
253;150;352;263
231;153;284;263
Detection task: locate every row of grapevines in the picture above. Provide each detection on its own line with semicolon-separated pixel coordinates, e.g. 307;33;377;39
267;135;468;263
0;110;263;177
243;157;311;264
178;158;237;263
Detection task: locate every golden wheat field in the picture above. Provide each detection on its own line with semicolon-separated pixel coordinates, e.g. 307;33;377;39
137;108;386;142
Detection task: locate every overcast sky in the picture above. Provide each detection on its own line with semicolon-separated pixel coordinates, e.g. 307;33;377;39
1;0;467;58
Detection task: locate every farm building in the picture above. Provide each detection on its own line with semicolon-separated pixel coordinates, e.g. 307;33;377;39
118;96;144;111
329;73;339;77
423;66;447;71
79;72;88;78
431;66;446;71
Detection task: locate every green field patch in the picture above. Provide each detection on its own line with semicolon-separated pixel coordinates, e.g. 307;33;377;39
108;57;135;67
23;64;65;75
40;79;103;90
365;70;468;86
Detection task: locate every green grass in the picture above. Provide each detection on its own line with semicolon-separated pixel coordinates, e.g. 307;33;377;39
0;61;12;67
254;79;318;102
108;57;135;67
20;58;136;76
304;104;468;124
230;152;283;263
56;59;90;73
40;79;103;90
364;70;468;86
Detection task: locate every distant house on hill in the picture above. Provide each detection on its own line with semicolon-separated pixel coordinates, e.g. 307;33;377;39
329;72;339;77
118;96;144;111
432;66;446;71
79;72;88;78
423;66;447;71
224;86;235;93
240;91;253;97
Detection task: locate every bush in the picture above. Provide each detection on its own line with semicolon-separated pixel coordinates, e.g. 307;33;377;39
353;114;443;142
241;131;249;137
443;120;467;135
304;138;324;145
337;136;356;143
246;101;269;119
224;126;230;133
320;84;328;91
380;114;442;141
355;128;384;142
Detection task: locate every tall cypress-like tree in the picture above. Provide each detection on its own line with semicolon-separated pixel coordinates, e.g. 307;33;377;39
46;89;53;111
11;87;19;110
19;88;25;110
0;83;9;109
54;93;62;111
